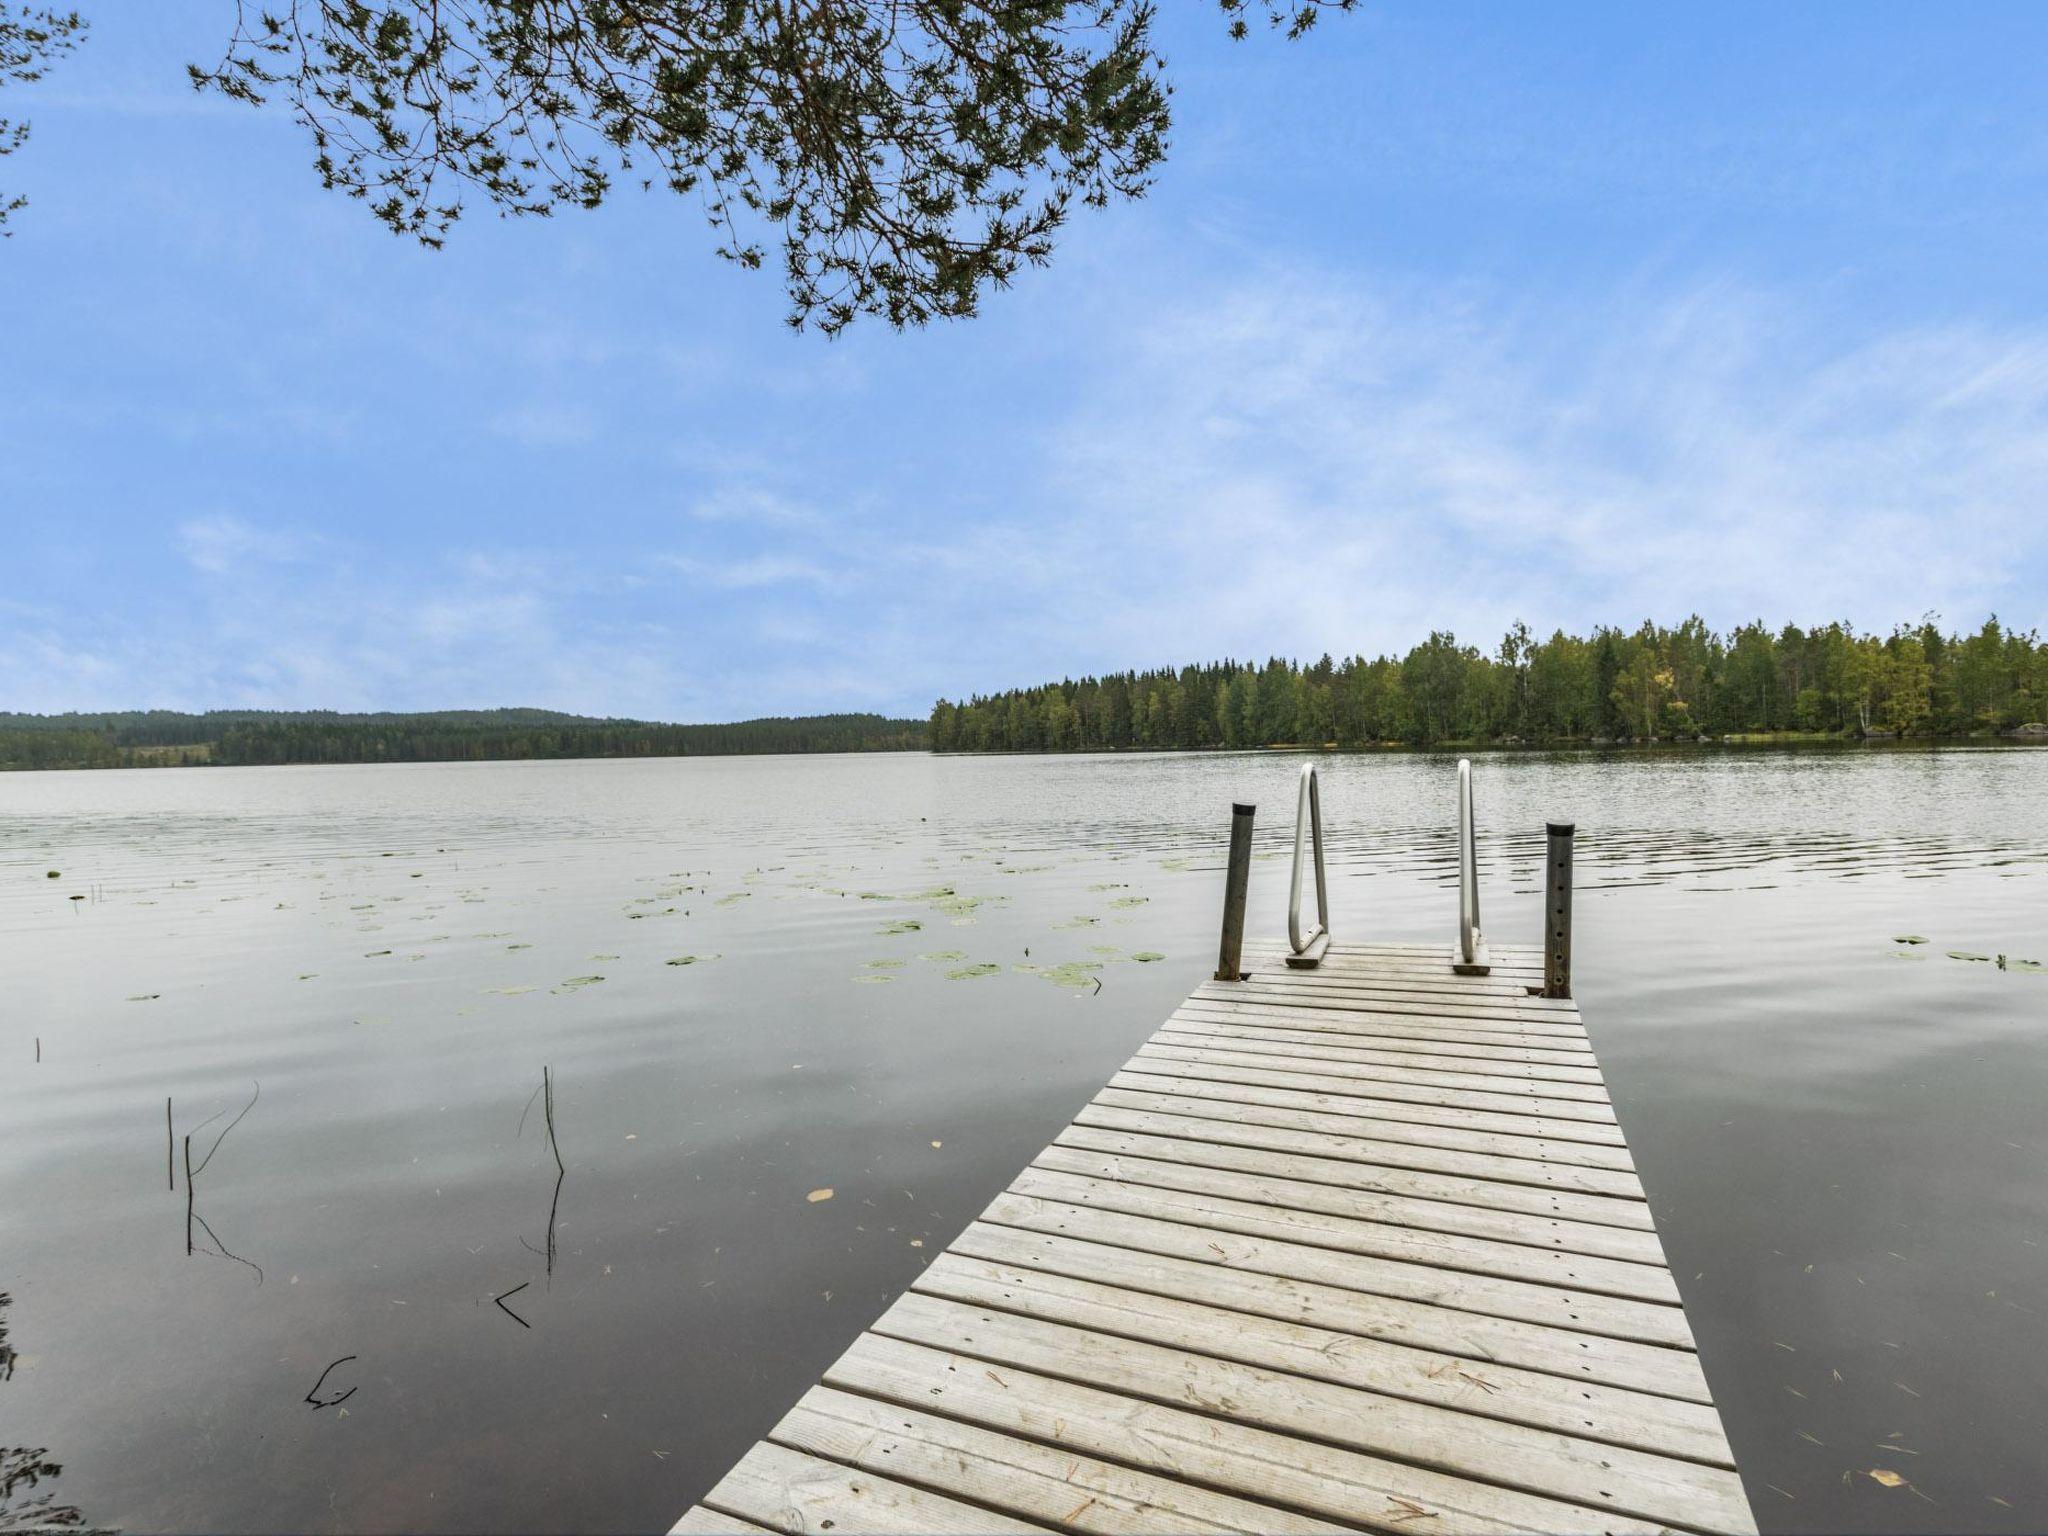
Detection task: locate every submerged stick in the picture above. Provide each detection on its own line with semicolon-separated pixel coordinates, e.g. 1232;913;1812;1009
184;1136;194;1256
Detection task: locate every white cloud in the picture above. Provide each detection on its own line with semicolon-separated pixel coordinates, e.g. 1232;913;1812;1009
177;515;319;575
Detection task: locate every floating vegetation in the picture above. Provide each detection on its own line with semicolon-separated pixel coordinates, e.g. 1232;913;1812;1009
364;949;392;957
506;943;532;951
556;974;606;990
1947;951;1992;963
1038;961;1103;989
1087;882;1127;892
997;864;1053;876
1158;857;1191;872
930;891;1003;924
945;963;1002;980
1054;915;1099;929
878;918;923;935
714;891;752;906
1131;951;1166;963
1088;945;1122;957
45;870;59;879
851;973;894;985
484;985;538;996
920;950;967;963
1108;896;1149;908
1892;935;1928;945
127;993;160;1002
665;954;719;966
865;958;907;970
2011;958;2047;973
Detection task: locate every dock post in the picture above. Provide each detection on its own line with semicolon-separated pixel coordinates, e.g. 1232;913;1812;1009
1543;821;1575;999
1215;802;1255;981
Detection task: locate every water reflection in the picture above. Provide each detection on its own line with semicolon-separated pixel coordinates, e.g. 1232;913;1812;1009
0;1295;94;1533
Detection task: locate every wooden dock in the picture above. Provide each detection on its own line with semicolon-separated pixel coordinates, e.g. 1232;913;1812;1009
674;937;1753;1535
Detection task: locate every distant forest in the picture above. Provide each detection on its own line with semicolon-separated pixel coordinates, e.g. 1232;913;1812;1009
0;709;927;770
930;617;2048;752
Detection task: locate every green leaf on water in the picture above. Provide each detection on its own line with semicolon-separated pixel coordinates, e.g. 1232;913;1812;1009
946;963;1001;980
1892;935;1928;945
1947;951;1992;963
878;918;923;935
1039;961;1103;988
557;974;606;988
852;973;894;984
1108;896;1149;908
665;954;720;966
1131;951;1166;963
920;950;967;962
865;958;907;969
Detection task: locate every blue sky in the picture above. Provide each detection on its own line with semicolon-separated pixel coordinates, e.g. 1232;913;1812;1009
4;3;2046;721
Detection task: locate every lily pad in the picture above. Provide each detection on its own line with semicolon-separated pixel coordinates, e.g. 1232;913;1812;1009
665;954;720;966
946;963;1002;981
878;919;923;935
1039;961;1104;989
1108;896;1150;909
557;974;606;989
920;950;967;962
1892;935;1928;945
1946;951;1991;963
865;958;907;970
851;973;895;984
1131;951;1166;963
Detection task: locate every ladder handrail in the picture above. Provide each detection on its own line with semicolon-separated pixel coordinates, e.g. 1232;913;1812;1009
1289;762;1330;956
1457;757;1484;967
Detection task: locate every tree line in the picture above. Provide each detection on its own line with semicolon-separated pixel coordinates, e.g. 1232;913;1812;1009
0;709;927;770
930;617;2048;753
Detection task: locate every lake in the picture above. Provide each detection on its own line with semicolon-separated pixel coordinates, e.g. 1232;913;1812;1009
3;748;2045;1534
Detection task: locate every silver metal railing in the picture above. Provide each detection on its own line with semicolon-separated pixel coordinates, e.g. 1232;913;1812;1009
1452;757;1491;974
1287;762;1331;967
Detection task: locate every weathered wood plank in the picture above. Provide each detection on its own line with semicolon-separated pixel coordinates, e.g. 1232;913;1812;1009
1138;1042;1619;1117
1115;1065;1630;1151
1053;1124;1665;1258
1023;1156;1682;1305
1172;1001;1599;1056
698;1441;1054;1534
1177;997;1596;1048
1156;1022;1609;1084
1004;1169;1695;1345
1109;1072;1640;1171
912;1248;1732;1465
1069;1104;1655;1227
769;1387;1351;1535
1094;1087;1646;1195
960;1210;1714;1402
868;1292;1752;1532
823;1333;1680;1536
1192;983;1588;1030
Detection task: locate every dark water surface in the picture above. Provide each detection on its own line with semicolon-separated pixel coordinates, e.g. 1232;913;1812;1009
3;749;2045;1534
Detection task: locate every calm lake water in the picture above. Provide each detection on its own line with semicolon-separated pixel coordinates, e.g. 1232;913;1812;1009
3;748;2045;1534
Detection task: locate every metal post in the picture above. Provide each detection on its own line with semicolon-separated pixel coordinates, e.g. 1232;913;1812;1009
1451;758;1490;974
1543;821;1575;999
1215;802;1255;982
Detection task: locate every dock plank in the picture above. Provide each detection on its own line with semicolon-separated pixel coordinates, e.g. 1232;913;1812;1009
674;941;1753;1535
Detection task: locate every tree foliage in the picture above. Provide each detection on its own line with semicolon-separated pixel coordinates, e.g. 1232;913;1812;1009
185;0;1347;331
0;707;926;769
0;4;84;235
930;616;2048;752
